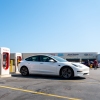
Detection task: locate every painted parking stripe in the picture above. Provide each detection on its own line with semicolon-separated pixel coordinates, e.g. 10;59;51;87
0;85;81;100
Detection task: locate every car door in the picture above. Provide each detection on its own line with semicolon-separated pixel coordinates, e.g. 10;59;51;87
25;55;40;74
38;55;58;75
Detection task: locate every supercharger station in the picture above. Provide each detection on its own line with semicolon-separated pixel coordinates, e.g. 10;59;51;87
0;47;11;77
15;53;22;73
10;53;22;73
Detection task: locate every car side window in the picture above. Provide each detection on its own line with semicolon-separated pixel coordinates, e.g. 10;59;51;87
25;56;40;62
25;57;33;61
40;56;53;62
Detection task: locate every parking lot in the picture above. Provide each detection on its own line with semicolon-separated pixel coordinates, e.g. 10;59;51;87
0;69;100;100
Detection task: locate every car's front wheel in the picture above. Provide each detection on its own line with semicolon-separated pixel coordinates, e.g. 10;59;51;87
20;66;29;76
60;67;74;79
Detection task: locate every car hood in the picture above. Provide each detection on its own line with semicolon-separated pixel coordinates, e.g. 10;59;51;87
59;62;73;66
59;62;88;68
72;62;88;68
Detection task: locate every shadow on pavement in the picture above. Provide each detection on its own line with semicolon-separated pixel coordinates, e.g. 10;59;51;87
11;73;86;80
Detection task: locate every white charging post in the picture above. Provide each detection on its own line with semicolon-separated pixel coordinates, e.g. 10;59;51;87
0;47;11;77
15;53;22;73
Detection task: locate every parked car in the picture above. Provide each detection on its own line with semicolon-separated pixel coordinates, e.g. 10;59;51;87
18;54;89;79
82;61;100;68
98;63;100;68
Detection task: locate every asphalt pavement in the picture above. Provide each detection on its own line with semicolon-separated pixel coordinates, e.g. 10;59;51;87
0;68;100;100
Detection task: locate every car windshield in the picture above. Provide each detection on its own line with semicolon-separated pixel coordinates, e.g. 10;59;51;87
52;56;68;62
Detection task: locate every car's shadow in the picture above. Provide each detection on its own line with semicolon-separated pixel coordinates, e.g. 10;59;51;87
11;73;86;80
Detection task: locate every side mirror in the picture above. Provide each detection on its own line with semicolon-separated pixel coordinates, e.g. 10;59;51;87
49;59;55;63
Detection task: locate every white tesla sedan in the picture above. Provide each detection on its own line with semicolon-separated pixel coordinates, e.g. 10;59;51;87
18;54;89;79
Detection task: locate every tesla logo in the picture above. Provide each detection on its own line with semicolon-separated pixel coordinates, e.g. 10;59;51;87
3;49;9;52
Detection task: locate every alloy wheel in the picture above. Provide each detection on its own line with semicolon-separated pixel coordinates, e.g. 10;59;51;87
61;67;72;79
21;67;29;76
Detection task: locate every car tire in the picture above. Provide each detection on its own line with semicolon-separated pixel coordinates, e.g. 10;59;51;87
20;66;29;76
60;67;74;79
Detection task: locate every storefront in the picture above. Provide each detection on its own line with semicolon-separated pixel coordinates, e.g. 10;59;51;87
57;52;98;62
22;52;98;62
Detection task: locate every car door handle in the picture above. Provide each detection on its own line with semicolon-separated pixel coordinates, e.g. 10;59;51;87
40;63;43;64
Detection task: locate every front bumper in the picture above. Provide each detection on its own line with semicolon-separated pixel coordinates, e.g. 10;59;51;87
76;71;89;76
74;68;89;77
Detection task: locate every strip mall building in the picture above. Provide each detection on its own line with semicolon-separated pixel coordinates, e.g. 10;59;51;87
22;52;98;62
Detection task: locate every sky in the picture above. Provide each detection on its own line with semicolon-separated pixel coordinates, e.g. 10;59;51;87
0;0;100;53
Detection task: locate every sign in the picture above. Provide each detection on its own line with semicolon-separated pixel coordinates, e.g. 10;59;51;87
84;54;93;56
67;54;79;56
58;53;64;56
3;49;9;52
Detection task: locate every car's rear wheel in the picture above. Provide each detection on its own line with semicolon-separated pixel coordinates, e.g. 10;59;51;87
60;67;74;79
20;66;29;76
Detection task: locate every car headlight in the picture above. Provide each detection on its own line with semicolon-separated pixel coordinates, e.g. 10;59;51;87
72;63;79;67
72;63;83;68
